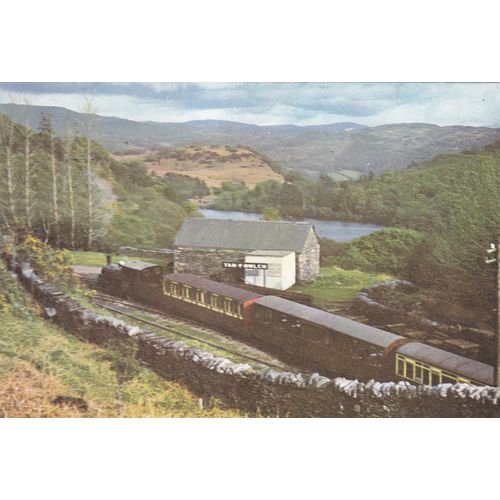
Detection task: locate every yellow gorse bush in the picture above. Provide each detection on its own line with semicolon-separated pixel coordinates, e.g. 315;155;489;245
16;235;79;290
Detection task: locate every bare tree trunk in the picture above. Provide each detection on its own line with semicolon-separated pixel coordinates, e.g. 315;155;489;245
0;118;16;225
63;126;76;249
83;96;96;250
50;128;60;246
86;133;92;249
41;214;50;244
24;117;32;227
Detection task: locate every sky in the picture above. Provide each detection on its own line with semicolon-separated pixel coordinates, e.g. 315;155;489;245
0;82;499;127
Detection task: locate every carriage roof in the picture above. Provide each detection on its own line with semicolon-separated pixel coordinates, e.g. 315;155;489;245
164;273;261;302
396;342;493;385
255;295;404;349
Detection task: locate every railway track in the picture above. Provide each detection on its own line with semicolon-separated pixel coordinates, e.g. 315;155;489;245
92;292;298;372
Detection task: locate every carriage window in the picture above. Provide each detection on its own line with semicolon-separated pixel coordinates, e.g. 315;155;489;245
396;356;405;376
237;303;243;318
231;301;240;316
182;286;190;299
405;362;414;380
196;290;204;303
224;298;233;315
189;287;196;300
431;371;441;385
211;294;221;310
203;292;211;305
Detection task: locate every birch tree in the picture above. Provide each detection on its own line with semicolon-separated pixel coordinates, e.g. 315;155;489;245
23;104;35;227
38;115;61;246
0;114;16;227
62;121;76;249
83;97;96;249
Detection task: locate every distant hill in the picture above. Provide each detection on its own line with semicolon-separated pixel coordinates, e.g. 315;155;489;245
114;144;284;188
2;102;500;175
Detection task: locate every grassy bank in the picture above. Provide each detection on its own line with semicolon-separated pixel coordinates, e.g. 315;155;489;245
0;265;240;418
291;266;392;308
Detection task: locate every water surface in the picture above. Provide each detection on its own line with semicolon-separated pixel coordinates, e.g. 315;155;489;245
199;208;384;242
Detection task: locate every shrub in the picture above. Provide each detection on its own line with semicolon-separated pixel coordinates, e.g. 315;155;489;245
15;235;78;289
321;228;426;276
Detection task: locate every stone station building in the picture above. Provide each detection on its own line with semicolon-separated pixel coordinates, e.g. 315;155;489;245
173;218;320;289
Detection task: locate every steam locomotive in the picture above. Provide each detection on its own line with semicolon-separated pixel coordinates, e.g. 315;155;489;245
99;260;493;386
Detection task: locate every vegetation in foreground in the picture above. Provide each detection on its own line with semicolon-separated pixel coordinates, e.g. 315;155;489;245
0;262;241;418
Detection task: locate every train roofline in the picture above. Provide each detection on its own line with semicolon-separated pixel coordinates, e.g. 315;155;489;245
396;341;493;385
254;295;405;349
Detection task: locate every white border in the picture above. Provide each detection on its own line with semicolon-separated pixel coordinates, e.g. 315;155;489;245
1;1;499;498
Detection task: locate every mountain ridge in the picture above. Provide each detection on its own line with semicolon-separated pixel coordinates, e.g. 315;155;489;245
2;102;500;175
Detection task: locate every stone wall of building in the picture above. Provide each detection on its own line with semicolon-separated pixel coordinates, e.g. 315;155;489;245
175;236;320;283
7;256;500;418
174;246;248;277
296;229;320;281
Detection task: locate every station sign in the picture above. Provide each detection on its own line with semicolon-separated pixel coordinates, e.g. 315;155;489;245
223;262;268;270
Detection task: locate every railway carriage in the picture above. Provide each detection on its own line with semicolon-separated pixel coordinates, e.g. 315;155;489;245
98;264;494;386
161;272;261;333
394;342;493;386
250;295;410;379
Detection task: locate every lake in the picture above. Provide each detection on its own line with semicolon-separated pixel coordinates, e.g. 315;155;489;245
199;208;384;242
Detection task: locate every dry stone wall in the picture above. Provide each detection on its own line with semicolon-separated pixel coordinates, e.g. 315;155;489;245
7;257;500;418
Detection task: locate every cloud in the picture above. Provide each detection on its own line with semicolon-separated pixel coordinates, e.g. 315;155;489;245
0;82;499;127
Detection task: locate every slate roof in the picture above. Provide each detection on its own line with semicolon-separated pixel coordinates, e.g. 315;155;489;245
174;218;315;253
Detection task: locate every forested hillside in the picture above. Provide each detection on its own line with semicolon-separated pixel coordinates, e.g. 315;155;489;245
0;113;196;250
212;146;499;320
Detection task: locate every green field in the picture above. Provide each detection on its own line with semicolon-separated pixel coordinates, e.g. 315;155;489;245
291;266;391;308
69;251;166;268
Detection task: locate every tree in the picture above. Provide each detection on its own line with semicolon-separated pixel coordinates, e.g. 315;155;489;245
22;102;35;228
62;121;76;249
261;207;282;220
81;97;101;249
0;113;16;227
37;114;63;245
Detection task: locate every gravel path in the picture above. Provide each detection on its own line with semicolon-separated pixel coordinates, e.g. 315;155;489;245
73;265;101;275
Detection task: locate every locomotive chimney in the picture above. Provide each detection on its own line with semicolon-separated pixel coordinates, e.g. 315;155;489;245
106;254;112;266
